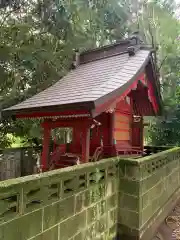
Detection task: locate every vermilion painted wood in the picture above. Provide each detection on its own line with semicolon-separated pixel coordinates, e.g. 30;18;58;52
109;112;115;148
115;112;131;116
41;119;92;129
41;119;92;169
81;127;90;163
41;126;51;171
92;73;144;116
40;95;144;170
116;98;133;146
92;72;158;117
114;128;130;132
145;73;159;113
32;72;159;170
132;117;144;150
70;126;82;154
113;96;133;153
16;110;90;119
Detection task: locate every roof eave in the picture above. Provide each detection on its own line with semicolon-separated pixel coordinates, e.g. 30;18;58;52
146;54;163;115
2;101;95;119
91;54;152;118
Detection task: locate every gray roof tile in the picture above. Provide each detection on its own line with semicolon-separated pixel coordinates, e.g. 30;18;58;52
4;49;150;112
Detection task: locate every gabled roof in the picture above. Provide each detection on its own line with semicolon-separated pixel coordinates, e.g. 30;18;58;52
2;38;162;118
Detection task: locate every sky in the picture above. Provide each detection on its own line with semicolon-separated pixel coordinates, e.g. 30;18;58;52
175;0;180;18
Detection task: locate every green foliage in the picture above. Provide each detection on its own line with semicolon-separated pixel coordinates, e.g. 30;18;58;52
148;105;180;146
147;82;180;146
0;122;12;148
0;0;129;147
132;0;180;146
0;0;179;148
131;0;180;96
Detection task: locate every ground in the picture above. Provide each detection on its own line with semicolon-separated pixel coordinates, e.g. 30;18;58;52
153;199;180;240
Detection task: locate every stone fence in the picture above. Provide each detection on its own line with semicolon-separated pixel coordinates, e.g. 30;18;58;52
0;158;119;240
0;147;180;240
118;147;180;239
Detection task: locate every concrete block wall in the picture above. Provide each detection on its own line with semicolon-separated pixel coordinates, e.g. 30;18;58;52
0;158;119;240
0;147;180;240
118;147;180;240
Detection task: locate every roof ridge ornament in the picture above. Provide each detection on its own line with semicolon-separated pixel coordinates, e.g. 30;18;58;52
71;49;80;69
127;31;143;56
127;45;140;56
129;31;144;45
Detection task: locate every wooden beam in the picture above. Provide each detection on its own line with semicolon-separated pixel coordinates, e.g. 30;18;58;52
109;112;115;146
128;96;133;146
16;110;90;119
41;119;92;129
140;117;144;151
91;72;145;118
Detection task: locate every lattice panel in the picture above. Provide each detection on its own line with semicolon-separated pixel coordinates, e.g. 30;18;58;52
0;194;19;220
141;151;180;178
25;187;43;210
89;169;106;186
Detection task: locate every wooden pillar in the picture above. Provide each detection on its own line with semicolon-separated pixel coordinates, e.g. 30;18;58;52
109;112;115;156
109;112;115;146
41;126;51;171
130;96;134;146
73;127;80;146
140;117;144;151
81;127;90;163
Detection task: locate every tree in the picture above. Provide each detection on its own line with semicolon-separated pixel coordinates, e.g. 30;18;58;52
128;0;180;146
0;0;129;147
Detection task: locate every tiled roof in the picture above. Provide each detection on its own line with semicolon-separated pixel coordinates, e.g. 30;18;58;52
3;48;151;115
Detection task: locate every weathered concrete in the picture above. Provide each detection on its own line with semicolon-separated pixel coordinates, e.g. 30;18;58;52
0;158;119;240
0;147;180;240
118;147;180;240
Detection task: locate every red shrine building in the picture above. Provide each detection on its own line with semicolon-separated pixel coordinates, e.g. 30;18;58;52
2;37;162;171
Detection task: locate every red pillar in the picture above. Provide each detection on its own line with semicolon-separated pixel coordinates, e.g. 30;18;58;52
109;112;115;156
140;117;144;151
73;126;81;150
81;127;90;163
109;112;114;145
41;126;51;171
